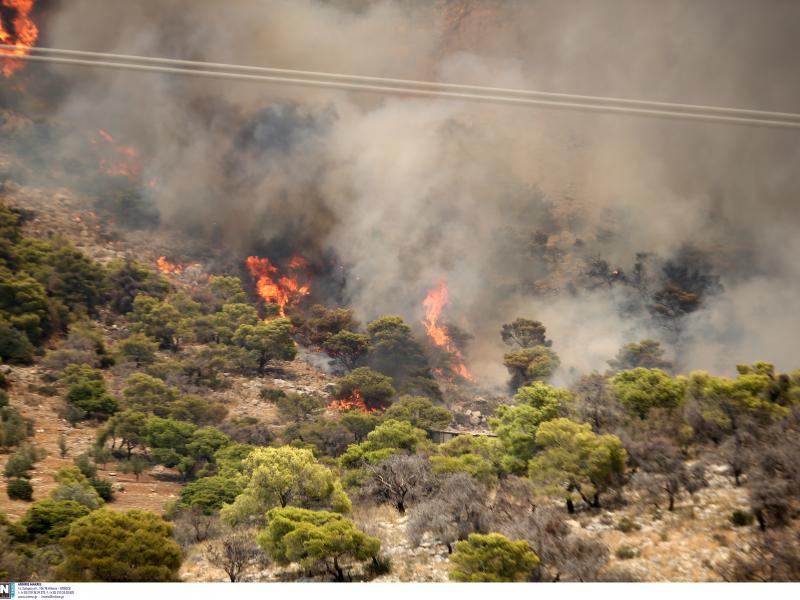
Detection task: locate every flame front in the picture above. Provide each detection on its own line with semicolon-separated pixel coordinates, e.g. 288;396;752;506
327;390;377;414
157;256;184;275
422;278;475;381
246;255;311;317
91;130;142;181
0;0;39;78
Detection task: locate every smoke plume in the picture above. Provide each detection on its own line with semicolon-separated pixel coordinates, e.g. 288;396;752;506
5;0;800;384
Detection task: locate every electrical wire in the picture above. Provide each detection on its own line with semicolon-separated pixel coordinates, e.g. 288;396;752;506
3;43;800;129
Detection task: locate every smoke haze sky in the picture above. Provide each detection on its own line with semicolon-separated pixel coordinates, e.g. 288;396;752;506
21;0;800;383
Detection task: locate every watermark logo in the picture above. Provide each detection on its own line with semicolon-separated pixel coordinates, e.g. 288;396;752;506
0;583;15;599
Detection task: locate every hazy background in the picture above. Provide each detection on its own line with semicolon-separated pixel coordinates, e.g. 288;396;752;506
16;0;800;383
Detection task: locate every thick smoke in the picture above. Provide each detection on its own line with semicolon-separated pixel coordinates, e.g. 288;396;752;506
10;0;800;383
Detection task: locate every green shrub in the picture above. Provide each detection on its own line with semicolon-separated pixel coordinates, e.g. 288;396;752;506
64;376;118;419
74;453;98;479
729;509;755;527
90;478;114;502
64;404;87;427
259;387;286;402
0;320;36;364
449;533;539;582
34;384;58;396
57;509;181;581
616;516;642;534
3;443;44;478
366;555;392;578
93;181;160;231
615;546;638;560
179;476;241;514
1;406;34;449
19;499;91;543
7;478;34;501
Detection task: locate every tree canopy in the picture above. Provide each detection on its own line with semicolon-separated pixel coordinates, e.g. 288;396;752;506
382;395;452;431
257;507;380;581
335;367;396;409
611;368;686;419
503;346;560;390
449;533;539;582
340;419;429;469
232;318;297;374
608;339;672;372
220;446;345;525
57;509;182;581
501;318;552;348
490;382;571;473
529;418;627;512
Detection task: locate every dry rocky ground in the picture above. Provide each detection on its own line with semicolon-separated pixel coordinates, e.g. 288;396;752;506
0;356;342;522
176;470;755;582
0;365;183;521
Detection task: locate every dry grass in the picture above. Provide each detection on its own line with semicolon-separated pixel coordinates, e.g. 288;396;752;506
591;473;752;581
0;366;181;520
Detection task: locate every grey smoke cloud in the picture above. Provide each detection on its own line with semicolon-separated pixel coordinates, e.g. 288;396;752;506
30;0;800;383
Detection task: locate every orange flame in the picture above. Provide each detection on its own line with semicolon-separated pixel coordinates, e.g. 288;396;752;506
0;1;38;78
422;278;475;381
246;255;311;317
327;389;377;414
157;256;184;275
91;129;142;182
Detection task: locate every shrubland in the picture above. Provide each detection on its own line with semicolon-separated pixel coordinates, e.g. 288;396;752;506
0;199;799;583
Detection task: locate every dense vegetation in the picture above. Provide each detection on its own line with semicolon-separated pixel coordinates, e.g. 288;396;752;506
1;197;799;583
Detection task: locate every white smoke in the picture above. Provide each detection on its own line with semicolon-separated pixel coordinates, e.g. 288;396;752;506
29;0;800;383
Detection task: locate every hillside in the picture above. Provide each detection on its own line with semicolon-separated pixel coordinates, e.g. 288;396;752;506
1;179;796;583
2;0;800;586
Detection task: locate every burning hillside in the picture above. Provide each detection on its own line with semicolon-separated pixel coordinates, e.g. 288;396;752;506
2;0;800;587
156;256;185;275
91;129;142;182
0;0;798;380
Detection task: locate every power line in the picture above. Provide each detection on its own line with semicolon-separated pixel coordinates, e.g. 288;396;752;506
13;44;800;122
3;43;800;129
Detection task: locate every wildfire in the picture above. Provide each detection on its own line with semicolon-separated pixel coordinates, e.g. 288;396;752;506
421;278;475;381
327;390;377;414
246;255;311;317
0;0;38;78
91;129;142;182
157;256;184;275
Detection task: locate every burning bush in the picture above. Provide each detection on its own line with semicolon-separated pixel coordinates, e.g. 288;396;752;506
421;279;474;381
0;0;39;79
246;255;311;317
333;367;395;411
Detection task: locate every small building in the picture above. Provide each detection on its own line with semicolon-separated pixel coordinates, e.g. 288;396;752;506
427;428;497;444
